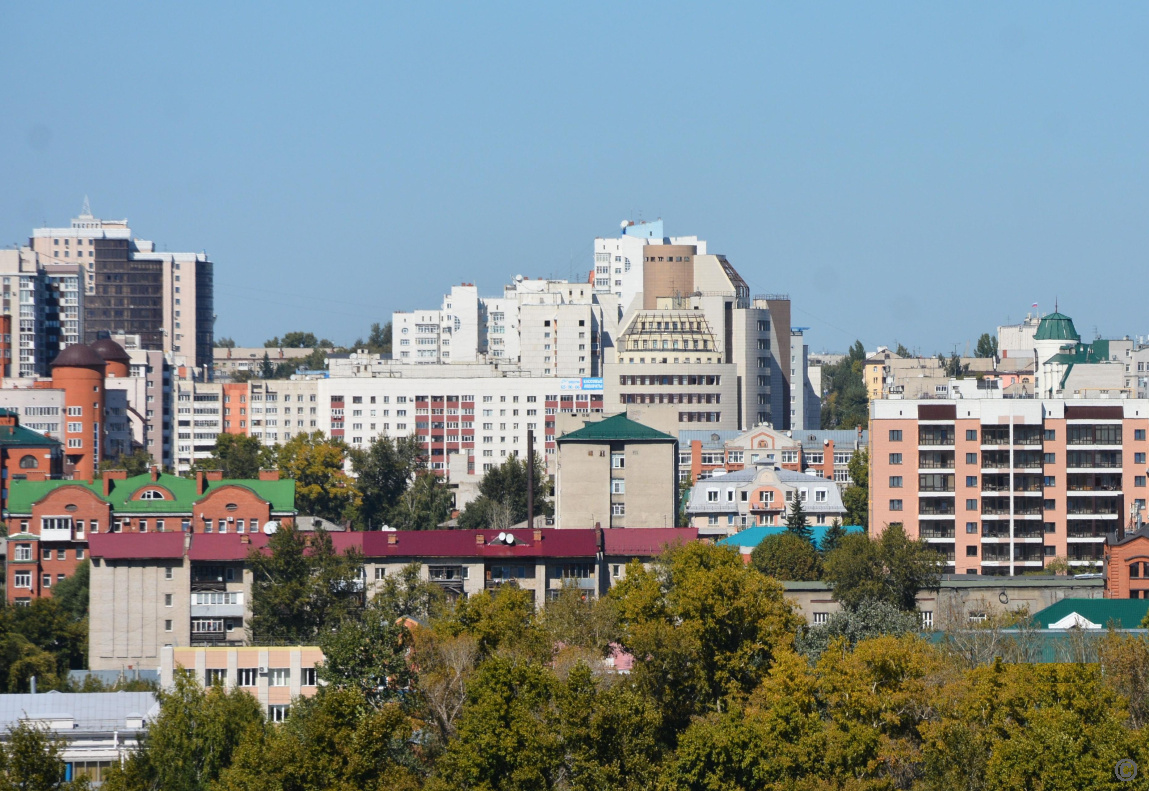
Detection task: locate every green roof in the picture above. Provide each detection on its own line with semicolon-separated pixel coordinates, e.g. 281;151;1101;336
557;412;675;443
1034;312;1080;342
1031;598;1149;629
0;422;62;448
6;472;296;515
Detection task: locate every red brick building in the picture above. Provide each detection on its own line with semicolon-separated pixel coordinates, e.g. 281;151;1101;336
1105;525;1149;599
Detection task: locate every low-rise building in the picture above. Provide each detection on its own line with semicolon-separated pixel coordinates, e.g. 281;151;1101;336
685;465;848;538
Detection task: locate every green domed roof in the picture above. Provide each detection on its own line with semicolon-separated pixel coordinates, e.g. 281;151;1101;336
1034;312;1080;342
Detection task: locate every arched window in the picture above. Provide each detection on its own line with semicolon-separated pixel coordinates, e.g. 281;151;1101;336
18;455;37;469
139;489;166;500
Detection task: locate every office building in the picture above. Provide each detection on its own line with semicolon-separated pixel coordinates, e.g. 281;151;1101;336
685;465;848;538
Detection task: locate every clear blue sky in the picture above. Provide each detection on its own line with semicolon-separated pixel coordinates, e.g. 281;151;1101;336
2;2;1147;354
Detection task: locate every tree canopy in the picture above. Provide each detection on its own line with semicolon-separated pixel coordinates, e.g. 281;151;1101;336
820;340;868;429
277;431;358;522
196;433;275;480
348;435;424;529
457;455;552;530
750;532;822;581
975;332;999;359
823;523;943;611
842;447;869;528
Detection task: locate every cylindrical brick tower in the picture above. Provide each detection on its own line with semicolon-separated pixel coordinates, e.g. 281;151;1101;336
49;345;106;481
90;337;132;379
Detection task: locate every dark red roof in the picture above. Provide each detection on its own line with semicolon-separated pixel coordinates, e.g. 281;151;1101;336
49;344;106;370
602;528;697;557
90;337;132;364
361;528;598;559
188;533;268;561
89;532;185;560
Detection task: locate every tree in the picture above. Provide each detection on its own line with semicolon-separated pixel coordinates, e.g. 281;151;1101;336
821;518;846;555
214;336;236;349
348;435;423;529
676;476;693;527
265;331;319;348
795;598;923;659
50;560;89;621
784;497;811;542
894;342;910;357
0;721;89;790
247;525;363;644
102;669;265;791
388;471;454;531
820;340;868;430
98;448;154;477
0;597;86;693
823;524;943;611
277;431;357;522
842;447;869;528
456;455;551;530
196;433;275;480
750;532;821;581
974;332;998;359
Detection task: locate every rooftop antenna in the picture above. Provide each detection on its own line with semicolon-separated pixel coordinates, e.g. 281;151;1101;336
81;196;91;217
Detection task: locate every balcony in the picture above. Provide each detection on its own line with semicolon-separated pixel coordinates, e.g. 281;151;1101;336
919;503;955;516
191;579;227;592
39;526;73;543
191;604;245;618
920;527;955;540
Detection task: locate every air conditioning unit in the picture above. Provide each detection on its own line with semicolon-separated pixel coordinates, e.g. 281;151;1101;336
227;516;234;522
258;666;268;675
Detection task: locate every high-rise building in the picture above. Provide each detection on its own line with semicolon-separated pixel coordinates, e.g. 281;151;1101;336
28;202;214;376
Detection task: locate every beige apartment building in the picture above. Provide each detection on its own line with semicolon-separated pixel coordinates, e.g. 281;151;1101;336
870;398;1149;576
555;413;678;529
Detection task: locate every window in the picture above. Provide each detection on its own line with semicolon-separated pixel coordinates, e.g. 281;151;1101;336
13;571;31;588
707;489;719;502
1137;476;1146;488
1044;429;1056;441
920;611;933;629
269;668;290;687
238;668;258;686
139;489;165;500
889;476;903;488
206;669;227;686
1044;499;1056;510
1043;453;1056;464
966;499;977;510
812;612;829;625
165;567;174;580
966;522;978;534
42;575;51;588
1138;429;1147;441
966;476;978;487
164;619;173;632
268;705;289;723
375;567;387;580
889;430;902;441
611;479;625;494
966;453;978;464
301;668;317;686
1137;453;1147;465
966;429;978;441
966;546;978;557
165;594;173;607
13;545;31;562
611;453;625;469
611;503;625;516
889;453;902;465
889;499;903;511
1044;522;1056;533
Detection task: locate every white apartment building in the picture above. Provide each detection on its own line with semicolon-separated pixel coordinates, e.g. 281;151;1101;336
173;380;225;473
29;202;214;375
0;249;83;377
791;329;821;431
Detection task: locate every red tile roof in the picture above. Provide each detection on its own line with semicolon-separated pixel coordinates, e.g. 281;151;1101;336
602;528;697;557
361;529;598;558
188;533;269;561
89;532;185;560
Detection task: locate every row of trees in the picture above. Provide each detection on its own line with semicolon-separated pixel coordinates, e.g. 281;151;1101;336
14;538;1133;791
216;323;393;381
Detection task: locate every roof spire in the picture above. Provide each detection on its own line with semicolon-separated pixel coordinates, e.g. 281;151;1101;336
80;195;91;217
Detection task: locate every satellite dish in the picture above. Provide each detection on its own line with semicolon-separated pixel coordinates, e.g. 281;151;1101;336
263;521;279;535
497;532;506;543
620;220;628;229
514;275;523;283
505;534;515;545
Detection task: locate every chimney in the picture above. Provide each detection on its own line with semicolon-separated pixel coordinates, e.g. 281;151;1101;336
258;470;278;481
240;534;250;544
196;470;207;496
475;533;484;546
533;529;542;543
103;469;127;496
148;466;159;482
387;533;398;545
205;471;223;482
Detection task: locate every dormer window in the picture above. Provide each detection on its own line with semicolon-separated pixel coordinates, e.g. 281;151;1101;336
140;489;166;500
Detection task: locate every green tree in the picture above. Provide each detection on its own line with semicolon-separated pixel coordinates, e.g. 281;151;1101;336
0;597;86;693
258;351;275;379
974;332;998;359
196;433;275;480
894;342;910;356
277;431;357;522
820;518;846;555
823;524;942;611
820;340;868;430
50;560;89;621
102;669;265;791
348;435;423;529
215;688;422;791
750;532;821;581
676;475;693;527
0;721;89;790
247;525;363;644
388;471;454;530
265;331;319;348
784;497;811;542
795;597;923;659
457;455;552;530
214;336;236;348
98;448;154;477
842;447;869;528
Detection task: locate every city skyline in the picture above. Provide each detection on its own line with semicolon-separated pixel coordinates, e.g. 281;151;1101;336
2;4;1148;353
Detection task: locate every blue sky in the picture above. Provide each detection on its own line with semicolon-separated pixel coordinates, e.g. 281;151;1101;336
2;2;1146;353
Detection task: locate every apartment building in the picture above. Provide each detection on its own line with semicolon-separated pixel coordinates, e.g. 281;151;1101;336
6;468;293;605
213;346;317;379
870;399;1149;576
0;249;82;377
790;329;821;430
28;203;214;374
678;424;868;490
554;413;677;529
685;465;847;538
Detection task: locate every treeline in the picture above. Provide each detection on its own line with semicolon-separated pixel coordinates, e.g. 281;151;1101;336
10;538;1136;791
216;323;392;381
